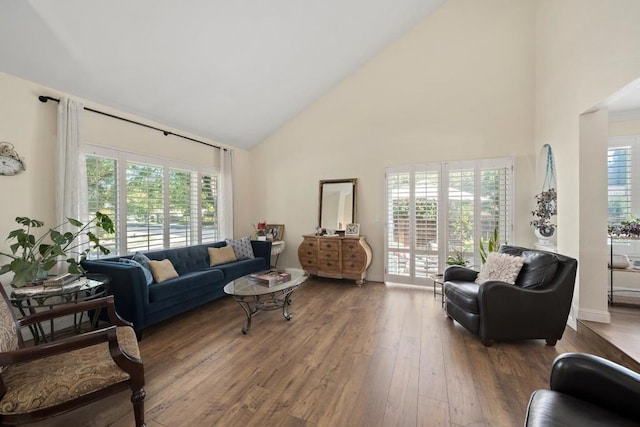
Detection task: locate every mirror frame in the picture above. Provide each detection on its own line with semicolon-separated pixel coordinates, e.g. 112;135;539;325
318;178;357;232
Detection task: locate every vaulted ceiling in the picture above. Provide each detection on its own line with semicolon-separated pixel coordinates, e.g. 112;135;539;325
0;0;445;149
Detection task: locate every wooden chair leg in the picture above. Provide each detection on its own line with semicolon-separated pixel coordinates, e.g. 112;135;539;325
131;387;146;427
545;338;557;346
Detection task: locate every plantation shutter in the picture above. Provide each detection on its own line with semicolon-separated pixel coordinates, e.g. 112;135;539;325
479;159;513;252
414;167;440;279
126;162;164;252
608;144;632;223
201;174;219;243
445;163;475;266
168;169;195;248
86;155;118;255
385;168;412;281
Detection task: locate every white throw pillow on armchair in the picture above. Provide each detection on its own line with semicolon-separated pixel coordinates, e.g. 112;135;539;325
475;252;524;285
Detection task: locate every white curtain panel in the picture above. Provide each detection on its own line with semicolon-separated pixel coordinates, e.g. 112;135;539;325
219;148;234;239
55;98;88;232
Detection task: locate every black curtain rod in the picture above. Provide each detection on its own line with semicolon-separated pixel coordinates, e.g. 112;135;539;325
38;95;225;151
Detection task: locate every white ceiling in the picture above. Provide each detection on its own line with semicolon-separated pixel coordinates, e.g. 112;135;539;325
0;0;445;149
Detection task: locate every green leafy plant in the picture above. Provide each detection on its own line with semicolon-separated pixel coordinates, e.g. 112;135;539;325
0;212;114;287
446;248;468;266
479;227;500;264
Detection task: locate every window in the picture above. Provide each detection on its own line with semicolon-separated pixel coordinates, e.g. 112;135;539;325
608;142;632;223
385;158;513;285
85;146;219;256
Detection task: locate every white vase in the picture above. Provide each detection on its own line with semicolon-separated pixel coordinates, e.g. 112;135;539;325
534;225;555;245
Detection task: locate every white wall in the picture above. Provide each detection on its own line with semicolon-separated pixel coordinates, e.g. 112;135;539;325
535;0;640;322
252;0;537;281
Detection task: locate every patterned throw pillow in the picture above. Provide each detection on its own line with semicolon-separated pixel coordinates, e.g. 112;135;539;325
119;258;153;285
475;252;524;285
225;236;255;260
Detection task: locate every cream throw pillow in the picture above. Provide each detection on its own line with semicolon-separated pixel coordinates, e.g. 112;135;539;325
148;259;179;283
208;246;237;266
475;252;524;285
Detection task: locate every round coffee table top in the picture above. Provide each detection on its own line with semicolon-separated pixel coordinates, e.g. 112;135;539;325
223;268;308;297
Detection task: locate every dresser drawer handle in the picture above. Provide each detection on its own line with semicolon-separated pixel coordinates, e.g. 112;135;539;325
326;243;332;249
307;251;312;256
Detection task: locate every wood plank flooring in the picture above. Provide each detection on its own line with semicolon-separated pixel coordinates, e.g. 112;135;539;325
27;278;620;427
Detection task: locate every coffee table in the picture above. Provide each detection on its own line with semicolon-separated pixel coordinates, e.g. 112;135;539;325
223;268;308;334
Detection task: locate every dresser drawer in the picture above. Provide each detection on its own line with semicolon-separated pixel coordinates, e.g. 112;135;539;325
343;257;366;273
342;240;362;254
299;256;317;268
298;241;318;258
319;259;341;272
319;250;340;261
320;240;340;251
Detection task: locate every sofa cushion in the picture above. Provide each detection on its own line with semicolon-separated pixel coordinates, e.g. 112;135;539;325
225;236;255;260
208;245;237;266
148;259;179;283
119;258;153;285
213;258;267;281
475;252;524;285
444;281;481;314
146;246;211;275
148;269;225;303
516;251;559;289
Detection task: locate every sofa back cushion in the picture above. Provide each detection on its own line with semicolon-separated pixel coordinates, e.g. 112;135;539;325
498;245;559;289
146;245;214;275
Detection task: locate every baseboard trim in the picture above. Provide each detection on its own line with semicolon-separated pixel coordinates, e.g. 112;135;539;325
574;305;611;324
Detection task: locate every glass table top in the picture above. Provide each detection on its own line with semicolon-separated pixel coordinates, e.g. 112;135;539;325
223;268;308;296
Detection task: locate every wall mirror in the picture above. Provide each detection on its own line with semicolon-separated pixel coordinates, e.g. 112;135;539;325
318;178;357;231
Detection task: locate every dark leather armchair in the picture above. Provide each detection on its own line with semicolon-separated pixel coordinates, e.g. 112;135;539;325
525;353;640;426
443;245;577;345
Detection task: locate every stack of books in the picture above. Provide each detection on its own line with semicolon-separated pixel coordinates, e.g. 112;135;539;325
248;270;292;287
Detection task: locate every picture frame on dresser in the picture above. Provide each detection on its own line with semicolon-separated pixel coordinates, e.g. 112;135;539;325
345;223;360;236
266;224;284;241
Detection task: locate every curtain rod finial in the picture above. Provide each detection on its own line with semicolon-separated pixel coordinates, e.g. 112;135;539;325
38;96;48;103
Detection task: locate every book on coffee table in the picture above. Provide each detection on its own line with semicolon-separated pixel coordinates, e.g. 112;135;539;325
248;270;292;287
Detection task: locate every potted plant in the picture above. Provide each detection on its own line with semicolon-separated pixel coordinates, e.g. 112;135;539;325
479;227;500;264
254;221;267;241
530;188;557;240
446;248;468;267
0;212;114;287
608;216;640;237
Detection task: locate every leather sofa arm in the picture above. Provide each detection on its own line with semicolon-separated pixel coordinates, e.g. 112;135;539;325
444;265;478;282
477;282;568;340
550;353;640;421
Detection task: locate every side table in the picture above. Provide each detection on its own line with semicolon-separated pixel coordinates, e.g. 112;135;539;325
271;240;286;268
10;273;110;344
429;274;445;307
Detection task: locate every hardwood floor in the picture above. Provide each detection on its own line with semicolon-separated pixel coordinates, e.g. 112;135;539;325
28;278;618;427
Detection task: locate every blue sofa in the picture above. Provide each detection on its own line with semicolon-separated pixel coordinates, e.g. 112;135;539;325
82;240;271;338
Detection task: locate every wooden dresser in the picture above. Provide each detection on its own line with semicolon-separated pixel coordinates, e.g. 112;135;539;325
297;235;372;285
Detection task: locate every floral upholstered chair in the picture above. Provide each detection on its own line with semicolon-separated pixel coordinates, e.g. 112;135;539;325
0;285;145;426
